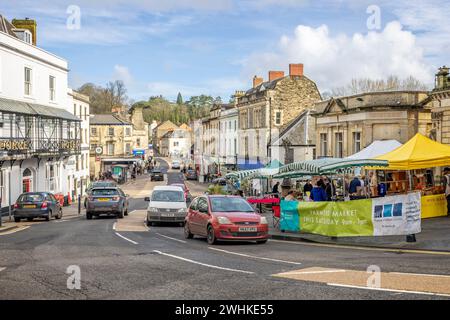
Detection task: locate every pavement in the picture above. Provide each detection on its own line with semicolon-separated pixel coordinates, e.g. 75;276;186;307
1;157;449;299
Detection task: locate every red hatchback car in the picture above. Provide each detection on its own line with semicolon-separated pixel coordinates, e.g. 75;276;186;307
184;195;269;244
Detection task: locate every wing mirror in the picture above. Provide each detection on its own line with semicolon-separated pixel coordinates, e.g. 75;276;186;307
144;197;150;202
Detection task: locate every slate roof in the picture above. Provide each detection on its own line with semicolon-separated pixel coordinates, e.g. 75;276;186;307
0;14;19;39
90;114;132;125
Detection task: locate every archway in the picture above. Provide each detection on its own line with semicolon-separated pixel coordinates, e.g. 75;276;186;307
22;168;34;193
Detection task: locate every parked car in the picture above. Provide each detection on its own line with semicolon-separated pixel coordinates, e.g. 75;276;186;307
84;180;117;207
184;195;269;244
145;186;187;226
86;187;129;220
13;192;63;222
171;161;181;169
169;183;192;203
150;168;164;181
185;169;197;180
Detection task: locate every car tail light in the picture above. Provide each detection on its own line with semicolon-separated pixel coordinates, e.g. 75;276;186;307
13;203;19;209
41;202;48;209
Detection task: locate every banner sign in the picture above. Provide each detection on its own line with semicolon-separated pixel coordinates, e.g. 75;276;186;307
280;192;421;237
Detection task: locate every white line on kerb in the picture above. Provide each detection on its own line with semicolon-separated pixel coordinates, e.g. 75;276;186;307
0;267;6;272
327;283;450;298
208;247;302;265
389;272;450;278
153;250;254;274
112;222;116;231
283;270;347;275
115;232;138;245
156;233;187;243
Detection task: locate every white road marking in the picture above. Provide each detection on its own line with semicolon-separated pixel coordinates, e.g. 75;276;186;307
115;232;138;245
269;239;450;256
327;283;450;298
153;250;254;274
208;247;302;265
282;270;347;275
0;267;6;272
389;272;450;278
156;233;187;243
112;222;116;230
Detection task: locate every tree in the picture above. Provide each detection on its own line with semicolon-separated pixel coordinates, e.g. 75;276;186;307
176;92;183;105
78;80;129;114
331;76;430;97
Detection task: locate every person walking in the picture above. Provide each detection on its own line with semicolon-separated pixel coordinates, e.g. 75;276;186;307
310;179;327;202
443;167;450;216
272;181;280;195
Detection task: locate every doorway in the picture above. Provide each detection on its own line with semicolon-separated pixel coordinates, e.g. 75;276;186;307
22;168;34;193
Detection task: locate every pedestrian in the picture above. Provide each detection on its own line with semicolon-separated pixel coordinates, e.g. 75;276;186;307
348;176;361;195
310;179;327;202
284;190;296;201
303;180;313;194
369;171;378;197
443;167;450;215
324;178;335;201
272;181;280;194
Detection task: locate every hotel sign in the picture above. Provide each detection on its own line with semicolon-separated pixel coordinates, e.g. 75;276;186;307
0;140;30;151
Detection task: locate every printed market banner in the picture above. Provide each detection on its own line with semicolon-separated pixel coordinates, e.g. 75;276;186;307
280;192;421;237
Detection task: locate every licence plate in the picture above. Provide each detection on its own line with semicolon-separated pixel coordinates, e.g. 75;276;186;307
161;213;175;217
23;205;36;209
98;198;110;202
239;227;257;232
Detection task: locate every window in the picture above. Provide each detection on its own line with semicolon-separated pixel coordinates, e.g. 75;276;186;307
275;111;282;126
91;127;97;136
234;120;237;131
353;132;361;153
81;155;84;170
79;105;82;118
197;197;209;213
125;143;131;154
107;143;115;155
24;67;32;95
49;76;56;101
136;138;141;147
126;127;131;136
84;107;87;120
174;141;179;147
335;132;343;158
320;133;328;156
108;127;114;136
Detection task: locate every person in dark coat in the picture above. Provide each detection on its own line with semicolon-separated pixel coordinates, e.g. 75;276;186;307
303;180;313;194
348;176;361;194
324;178;335;201
310;179;327;202
272;182;280;194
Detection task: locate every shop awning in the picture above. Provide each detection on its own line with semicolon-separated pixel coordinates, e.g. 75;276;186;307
346;140;402;160
226;159;283;180
374;133;450;170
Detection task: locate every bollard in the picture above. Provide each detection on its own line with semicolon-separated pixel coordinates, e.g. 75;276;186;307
78;195;81;215
406;234;416;242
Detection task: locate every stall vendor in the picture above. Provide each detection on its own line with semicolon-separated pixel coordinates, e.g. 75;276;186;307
443;167;450;215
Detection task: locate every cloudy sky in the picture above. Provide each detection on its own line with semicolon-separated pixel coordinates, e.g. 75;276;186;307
1;0;448;101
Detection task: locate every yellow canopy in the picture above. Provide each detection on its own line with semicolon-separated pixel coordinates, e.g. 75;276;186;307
375;133;450;170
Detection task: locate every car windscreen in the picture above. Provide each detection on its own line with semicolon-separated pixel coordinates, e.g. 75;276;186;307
91;189;119;196
151;190;184;202
152;170;162;173
210;197;255;213
171;184;186;191
18;194;44;202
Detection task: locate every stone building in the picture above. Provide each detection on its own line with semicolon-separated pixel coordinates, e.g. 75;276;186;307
128;106;149;157
152;120;178;153
236;63;321;169
429;66;450;146
312;91;432;158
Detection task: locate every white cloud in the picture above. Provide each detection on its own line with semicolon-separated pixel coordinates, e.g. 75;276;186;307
113;65;133;85
242;21;434;92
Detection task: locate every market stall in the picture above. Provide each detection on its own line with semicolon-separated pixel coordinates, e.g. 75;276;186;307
372;133;450;218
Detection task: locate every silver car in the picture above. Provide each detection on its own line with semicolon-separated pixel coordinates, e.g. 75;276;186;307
86;187;129;220
145;186;187;226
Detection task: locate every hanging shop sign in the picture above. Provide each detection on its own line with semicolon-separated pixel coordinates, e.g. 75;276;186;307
280;192;421;237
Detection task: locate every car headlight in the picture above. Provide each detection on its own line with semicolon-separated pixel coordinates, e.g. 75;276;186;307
178;208;187;213
217;216;232;225
260;217;268;225
149;207;158;212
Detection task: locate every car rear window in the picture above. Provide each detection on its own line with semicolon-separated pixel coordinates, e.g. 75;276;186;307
19;194;44;202
152;190;184;202
91;189;119;196
210;197;255;213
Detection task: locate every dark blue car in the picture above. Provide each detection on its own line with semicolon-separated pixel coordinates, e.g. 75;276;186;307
13;192;63;222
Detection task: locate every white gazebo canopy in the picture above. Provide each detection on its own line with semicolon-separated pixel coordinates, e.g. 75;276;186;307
346;140;402;160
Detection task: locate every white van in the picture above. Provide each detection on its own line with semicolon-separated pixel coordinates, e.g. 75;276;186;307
145;185;187;226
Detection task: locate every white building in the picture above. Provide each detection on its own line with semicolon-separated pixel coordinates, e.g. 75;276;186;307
160;128;192;160
0;15;81;212
218;105;238;171
67;89;90;200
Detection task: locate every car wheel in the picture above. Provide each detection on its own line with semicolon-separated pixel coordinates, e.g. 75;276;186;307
256;240;268;244
124;209;128;216
46;210;52;221
14;217;21;223
206;225;216;245
118;209;124;219
86;212;92;220
146;219;152;227
184;223;194;239
56;208;62;220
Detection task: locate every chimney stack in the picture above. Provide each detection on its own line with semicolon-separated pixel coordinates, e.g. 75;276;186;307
12;18;37;45
252;76;264;88
289;63;304;78
268;71;285;82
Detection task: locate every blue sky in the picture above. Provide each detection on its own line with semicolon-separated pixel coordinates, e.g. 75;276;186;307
1;0;449;102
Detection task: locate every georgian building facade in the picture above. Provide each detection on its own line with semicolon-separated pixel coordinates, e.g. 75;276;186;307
236;63;321;169
0;15;81;211
429;66;450;146
312;91;432;158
